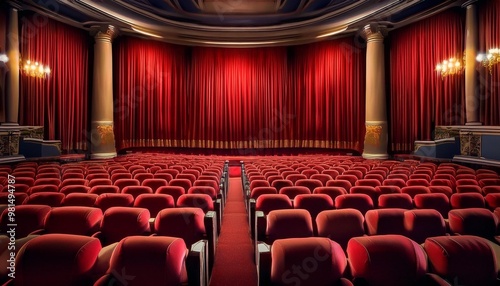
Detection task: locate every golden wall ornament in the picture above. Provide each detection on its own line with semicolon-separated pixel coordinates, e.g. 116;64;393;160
365;125;383;147
97;125;114;145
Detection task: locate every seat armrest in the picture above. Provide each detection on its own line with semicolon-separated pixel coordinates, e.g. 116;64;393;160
249;199;256;238
214;199;222;234
419;273;452;286
204;211;218;274
187;240;208;286
255;211;266;242
90;242;119;282
256;242;271;286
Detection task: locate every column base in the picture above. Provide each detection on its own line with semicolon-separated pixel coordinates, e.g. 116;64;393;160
362;153;389;160
465;122;482;126
90;152;117;160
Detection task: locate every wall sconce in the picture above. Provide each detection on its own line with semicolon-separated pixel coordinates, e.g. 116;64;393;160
435;56;464;78
20;58;51;78
476;48;500;74
0;53;8;63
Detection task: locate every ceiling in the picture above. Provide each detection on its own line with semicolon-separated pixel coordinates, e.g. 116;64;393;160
9;0;464;47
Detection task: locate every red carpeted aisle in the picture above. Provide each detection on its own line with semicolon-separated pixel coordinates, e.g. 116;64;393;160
209;174;257;286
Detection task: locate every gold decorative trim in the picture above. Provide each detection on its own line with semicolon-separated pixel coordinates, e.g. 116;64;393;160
364;125;383;147
97;125;114;146
118;139;362;152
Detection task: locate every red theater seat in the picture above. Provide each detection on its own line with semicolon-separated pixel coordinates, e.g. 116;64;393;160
378;193;413;210
271;179;293;192
156;186;186;204
401;186;430;198
348;235;448;286
94;236;189;286
279;186;311;200
316;209;365;250
448;208;497;240
326;179;352;192
334;194;374;215
23;192;65;207
257;237;352;286
7;234;102;286
404;209;446;244
294;178;323;192
365;208;407;236
41;206;103;236
89;185;120;195
28;184;59;194
413;193;450;219
382;178;406;188
94;207;151;246
59;185;90;195
94;193;134;211
133;194;175;217
0;205;51;238
425;235;497;286
169;178;193;193
122;185;154;198
62;193;98;207
450;193;485;209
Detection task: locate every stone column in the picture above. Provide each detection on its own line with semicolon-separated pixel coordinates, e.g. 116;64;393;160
4;7;19;126
361;24;388;159
463;0;481;125
90;25;117;159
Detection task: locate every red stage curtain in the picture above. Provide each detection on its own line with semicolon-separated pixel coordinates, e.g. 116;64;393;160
478;0;500;125
19;13;89;151
389;9;465;152
114;37;188;150
290;38;365;150
114;37;365;152
0;7;6;123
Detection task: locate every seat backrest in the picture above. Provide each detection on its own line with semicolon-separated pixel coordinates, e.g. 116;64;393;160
100;207;151;245
24;192;65;207
141;179;169;192
44;206;103;236
250;186;278;199
279;186;311;200
312;186;347;203
176;194;214;213
295;179;323;192
94;193;134;212
62;193;98;207
348;235;428;286
413;193;450;218
96;236;188;286
133;194;175;217
326;180;353;192
271;179;294;192
424;235;497;286
0;205;51;237
401;186;430;198
266;209;313;243
188;186;218;199
89;185;120;195
448;208;498;239
270;237;348;286
28;184;59;194
169;178;193;192
14;234;102;286
154;207;206;247
59;185;90;195
365;209;407;236
293;194;334;219
404;209;446;244
334;194;374;215
316;209;365;250
450;193;485;209
122;185;154;199
255;194;293;215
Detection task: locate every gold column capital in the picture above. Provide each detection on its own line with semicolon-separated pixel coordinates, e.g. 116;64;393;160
361;24;387;43
91;25;118;42
461;0;478;8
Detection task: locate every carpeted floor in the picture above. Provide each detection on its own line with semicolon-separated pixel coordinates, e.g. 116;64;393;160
209;176;257;286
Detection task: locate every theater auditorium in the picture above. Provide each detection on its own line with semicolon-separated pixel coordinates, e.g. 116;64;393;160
0;0;500;285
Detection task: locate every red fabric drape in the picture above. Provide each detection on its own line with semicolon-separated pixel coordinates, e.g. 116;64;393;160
114;38;188;149
114;37;365;152
20;14;89;151
389;9;465;152
478;0;500;125
290;38;365;150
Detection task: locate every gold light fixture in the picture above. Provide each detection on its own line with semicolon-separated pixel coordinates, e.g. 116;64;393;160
20;58;51;78
436;56;464;78
476;48;500;74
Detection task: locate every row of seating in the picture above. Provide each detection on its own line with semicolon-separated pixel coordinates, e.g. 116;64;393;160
258;207;499;249
257;234;497;286
0;205;217;285
2;234;205;286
